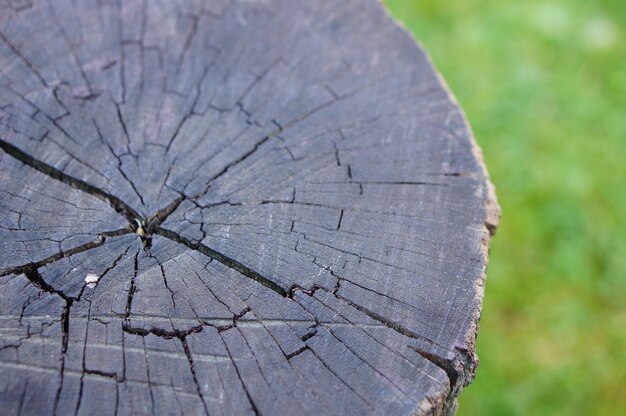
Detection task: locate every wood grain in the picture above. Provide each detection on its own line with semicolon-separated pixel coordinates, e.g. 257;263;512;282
0;0;499;414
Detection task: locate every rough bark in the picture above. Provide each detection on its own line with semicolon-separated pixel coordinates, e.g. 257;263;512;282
0;0;499;414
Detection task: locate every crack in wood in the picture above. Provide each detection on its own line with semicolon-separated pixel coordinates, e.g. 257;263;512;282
157;227;288;297
0;229;131;277
181;337;210;415
0;138;141;222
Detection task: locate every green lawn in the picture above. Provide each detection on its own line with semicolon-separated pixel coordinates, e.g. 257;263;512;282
385;1;626;414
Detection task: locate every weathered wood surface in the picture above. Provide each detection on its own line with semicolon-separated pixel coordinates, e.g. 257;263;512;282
0;0;499;414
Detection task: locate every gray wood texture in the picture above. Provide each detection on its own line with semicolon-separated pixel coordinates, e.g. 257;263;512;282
0;0;500;414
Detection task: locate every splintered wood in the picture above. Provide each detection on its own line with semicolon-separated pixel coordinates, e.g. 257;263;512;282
0;0;498;414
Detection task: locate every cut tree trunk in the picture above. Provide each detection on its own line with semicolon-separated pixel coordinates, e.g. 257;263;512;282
0;1;499;415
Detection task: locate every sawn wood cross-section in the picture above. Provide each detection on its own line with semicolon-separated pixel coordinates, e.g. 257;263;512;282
0;0;499;414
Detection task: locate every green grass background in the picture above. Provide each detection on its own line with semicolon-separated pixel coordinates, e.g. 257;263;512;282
385;1;626;414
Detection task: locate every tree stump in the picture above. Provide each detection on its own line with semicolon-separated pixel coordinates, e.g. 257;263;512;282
0;1;499;414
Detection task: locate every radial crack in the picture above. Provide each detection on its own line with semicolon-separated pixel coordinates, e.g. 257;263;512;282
0;138;141;222
157;227;287;297
0;228;131;277
181;337;210;415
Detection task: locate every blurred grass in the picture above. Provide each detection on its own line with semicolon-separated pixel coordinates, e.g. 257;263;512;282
385;1;626;414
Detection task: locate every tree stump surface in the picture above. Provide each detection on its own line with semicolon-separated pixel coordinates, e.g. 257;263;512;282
0;1;499;415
